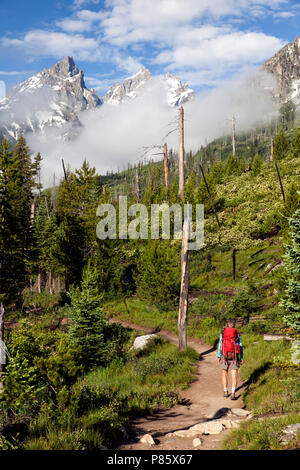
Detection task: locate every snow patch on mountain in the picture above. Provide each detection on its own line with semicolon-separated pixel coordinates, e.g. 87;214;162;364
102;67;194;107
0;56;102;143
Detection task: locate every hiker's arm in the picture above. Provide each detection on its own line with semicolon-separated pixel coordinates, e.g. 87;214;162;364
217;334;222;360
238;334;244;362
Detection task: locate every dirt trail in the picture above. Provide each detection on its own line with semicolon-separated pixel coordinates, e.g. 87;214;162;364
109;318;249;451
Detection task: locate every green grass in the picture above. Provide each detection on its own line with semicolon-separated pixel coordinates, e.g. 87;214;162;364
22;337;198;450
240;339;300;416
223;413;300;450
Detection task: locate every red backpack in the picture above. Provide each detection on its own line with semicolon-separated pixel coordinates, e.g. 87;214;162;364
221;327;240;362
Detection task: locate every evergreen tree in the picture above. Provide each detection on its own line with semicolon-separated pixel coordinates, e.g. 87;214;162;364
68;261;129;367
273;126;289;161
280;207;300;332
250;154;263;176
184;170;196;205
289;124;300;159
280;181;300;241
68;261;108;366
0;137;39;304
225;153;240;176
135;240;180;310
55;160;100;289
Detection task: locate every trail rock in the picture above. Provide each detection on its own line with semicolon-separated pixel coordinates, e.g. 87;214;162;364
230;408;250;417
131;334;159;350
264;334;291;341
140;434;156;446
291;340;300;365
189;420;225;435
280;423;300;445
193;438;202;448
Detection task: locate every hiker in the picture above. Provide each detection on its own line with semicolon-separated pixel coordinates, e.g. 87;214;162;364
217;318;243;400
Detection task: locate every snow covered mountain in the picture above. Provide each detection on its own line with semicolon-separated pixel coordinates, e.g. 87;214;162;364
102;66;195;107
0;56;102;144
0;59;194;145
263;36;300;107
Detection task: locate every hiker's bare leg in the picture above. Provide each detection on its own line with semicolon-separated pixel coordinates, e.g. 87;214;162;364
222;369;228;389
231;370;238;389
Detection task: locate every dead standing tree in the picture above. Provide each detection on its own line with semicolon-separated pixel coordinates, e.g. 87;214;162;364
232;114;236;156
163;143;169;195
178;105;189;351
0;303;4;394
178;106;185;199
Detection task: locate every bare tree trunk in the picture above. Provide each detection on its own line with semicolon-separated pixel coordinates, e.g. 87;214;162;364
163;143;169;194
178;106;184;199
0;303;5;394
178;219;190;351
275;161;285;202
37;272;42;293
135;169;140;202
232;114;236;156
270;137;274;162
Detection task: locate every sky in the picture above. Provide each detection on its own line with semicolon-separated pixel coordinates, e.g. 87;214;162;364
0;0;299;97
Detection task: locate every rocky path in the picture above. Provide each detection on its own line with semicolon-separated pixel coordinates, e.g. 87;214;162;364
109;318;250;451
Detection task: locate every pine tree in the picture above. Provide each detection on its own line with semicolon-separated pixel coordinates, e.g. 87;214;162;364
0;137;38;304
68;261;108;366
225;153;240;176
273;126;289;161
55;160;100;289
289;125;300;159
135;240;181;310
250;154;263;176
280;208;300;332
280;182;300;240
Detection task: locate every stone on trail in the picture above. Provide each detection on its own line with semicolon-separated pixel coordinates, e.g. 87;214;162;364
230;408;250;417
131;334;159;351
189;419;225;435
279;423;300;445
140;434;156;446
193;438;202;448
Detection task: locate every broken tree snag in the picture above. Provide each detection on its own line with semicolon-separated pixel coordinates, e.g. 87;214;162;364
232;114;236;156
270;137;274;162
163;143;169;194
178;218;190;351
199;164;221;228
0;303;4;394
178;106;184;199
274;161;285;202
61;158;67;181
135;169;140;202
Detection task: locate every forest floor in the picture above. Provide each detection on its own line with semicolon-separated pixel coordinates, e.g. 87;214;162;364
109;318;250;451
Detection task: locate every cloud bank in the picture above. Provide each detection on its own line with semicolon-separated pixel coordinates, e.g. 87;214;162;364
26;68;278;186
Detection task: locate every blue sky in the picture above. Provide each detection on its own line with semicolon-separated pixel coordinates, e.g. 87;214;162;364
0;0;299;97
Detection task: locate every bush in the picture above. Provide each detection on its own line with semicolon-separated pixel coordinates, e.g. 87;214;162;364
225;288;258;321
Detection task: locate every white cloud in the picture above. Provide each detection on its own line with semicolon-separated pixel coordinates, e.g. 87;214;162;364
0;81;6;100
155;31;285;69
100;0;289;46
1;30;103;62
26;69;278;184
73;0;101;9
0;70;30;76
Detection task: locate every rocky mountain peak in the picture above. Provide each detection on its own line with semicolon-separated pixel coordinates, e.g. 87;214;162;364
262;36;300;105
48;56;79;79
102;65;194;107
0;56;102;143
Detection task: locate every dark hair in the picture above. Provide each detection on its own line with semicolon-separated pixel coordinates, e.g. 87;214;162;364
228;318;236;327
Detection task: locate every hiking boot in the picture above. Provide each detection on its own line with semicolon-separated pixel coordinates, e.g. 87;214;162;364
230;393;236;400
224;391;229;397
